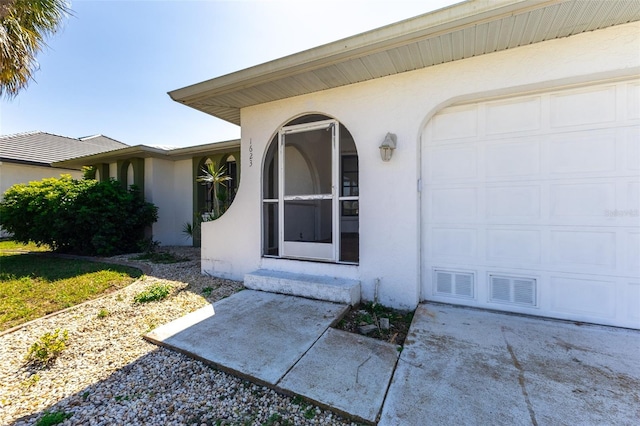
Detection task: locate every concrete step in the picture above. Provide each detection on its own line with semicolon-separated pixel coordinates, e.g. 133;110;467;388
244;269;361;305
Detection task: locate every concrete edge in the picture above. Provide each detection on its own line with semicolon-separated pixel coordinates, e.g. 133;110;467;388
145;336;277;389
142;301;373;424
144;304;215;342
273;327;399;426
148;332;377;425
273;384;378;426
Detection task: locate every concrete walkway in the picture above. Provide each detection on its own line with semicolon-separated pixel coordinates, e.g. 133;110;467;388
146;290;640;425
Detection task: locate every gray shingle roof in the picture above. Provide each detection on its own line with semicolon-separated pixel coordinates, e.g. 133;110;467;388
0;131;128;166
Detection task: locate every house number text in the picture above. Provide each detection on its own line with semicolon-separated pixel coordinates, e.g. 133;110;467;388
249;139;253;167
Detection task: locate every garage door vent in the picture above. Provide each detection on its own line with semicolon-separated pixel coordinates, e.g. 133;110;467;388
490;275;536;306
435;270;474;298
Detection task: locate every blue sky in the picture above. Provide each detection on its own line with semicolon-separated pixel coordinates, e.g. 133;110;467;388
1;0;460;148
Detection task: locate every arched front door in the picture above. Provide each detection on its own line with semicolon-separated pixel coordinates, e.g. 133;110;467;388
263;115;359;263
280;119;337;260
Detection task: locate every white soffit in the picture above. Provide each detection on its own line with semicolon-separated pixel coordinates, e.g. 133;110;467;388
168;0;640;125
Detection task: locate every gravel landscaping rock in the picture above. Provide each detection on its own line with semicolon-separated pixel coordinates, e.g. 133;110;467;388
0;247;359;426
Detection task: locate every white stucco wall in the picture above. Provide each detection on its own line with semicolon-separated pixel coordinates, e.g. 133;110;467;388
0;163;83;199
173;159;195;245
201;22;640;309
109;162;117;179
144;158;194;246
0;163;84;236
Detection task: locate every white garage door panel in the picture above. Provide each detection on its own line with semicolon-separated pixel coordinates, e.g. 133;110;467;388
486;96;541;135
550;85;617;128
486;185;541;220
551;182;615;218
486;229;541;264
629;283;640;322
486;139;541;176
628;82;640;120
550;276;616;319
422;79;640;329
628;232;640;274
550;230;616;269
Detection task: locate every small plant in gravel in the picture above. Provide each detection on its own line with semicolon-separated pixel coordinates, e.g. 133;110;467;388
291;395;305;406
20;373;40;389
35;410;73;426
303;407;316;419
96;308;109;318
263;413;291;426
202;286;213;297
266;413;281;422
133;250;188;264
25;329;69;366
145;320;158;333
133;283;171;303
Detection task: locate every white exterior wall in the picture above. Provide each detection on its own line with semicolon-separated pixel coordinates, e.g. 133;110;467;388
109;162;117;179
0;163;83;237
173;159;195;245
0;163;83;199
145;158;193;246
201;22;640;309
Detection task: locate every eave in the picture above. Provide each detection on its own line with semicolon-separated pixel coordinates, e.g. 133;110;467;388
168;0;640;125
52;139;241;168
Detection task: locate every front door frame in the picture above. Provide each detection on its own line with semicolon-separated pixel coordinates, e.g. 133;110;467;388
278;119;339;261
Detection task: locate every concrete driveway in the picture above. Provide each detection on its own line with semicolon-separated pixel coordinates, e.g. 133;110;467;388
147;291;640;424
380;303;640;425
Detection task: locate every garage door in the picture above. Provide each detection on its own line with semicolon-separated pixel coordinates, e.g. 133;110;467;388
421;79;640;329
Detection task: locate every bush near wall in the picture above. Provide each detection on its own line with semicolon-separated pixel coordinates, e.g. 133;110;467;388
0;175;158;255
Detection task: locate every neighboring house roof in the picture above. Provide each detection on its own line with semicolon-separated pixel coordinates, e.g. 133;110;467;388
169;0;640;125
0;131;128;167
52;139;241;169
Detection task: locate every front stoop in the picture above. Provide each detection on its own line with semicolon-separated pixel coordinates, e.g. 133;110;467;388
244;269;361;305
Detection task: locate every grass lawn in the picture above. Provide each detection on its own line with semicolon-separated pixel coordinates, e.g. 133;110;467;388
0;241;143;331
0;240;51;252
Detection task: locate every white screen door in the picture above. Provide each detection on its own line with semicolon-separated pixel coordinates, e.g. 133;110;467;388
279;120;338;261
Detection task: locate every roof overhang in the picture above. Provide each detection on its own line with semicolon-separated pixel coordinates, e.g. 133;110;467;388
0;158;76;169
52;139;241;168
168;0;640;125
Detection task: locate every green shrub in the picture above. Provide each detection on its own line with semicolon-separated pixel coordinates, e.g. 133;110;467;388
35;410;73;426
133;283;171;303
0;175;158;255
25;329;69;366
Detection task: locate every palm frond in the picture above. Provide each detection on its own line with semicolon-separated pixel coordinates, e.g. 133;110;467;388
0;0;71;98
196;163;233;218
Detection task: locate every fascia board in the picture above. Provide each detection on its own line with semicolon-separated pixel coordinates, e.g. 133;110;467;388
52;145;171;168
168;0;554;104
52;141;243;167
